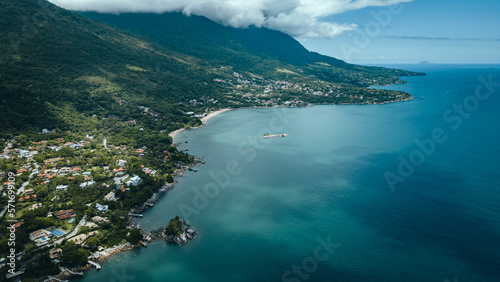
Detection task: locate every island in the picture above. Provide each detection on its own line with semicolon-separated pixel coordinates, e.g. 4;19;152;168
164;216;196;245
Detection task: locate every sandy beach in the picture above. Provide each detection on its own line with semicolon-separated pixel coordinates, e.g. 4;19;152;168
200;108;232;124
169;108;232;142
168;128;186;141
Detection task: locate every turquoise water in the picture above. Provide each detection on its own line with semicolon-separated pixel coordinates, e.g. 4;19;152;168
79;65;500;281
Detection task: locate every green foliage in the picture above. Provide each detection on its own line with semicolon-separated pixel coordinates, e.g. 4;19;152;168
82;11;424;82
24;251;60;278
85;236;101;251
165;216;183;237
126;229;143;245
166;174;174;183
0;0;220;133
60;241;90;268
0;0;423;135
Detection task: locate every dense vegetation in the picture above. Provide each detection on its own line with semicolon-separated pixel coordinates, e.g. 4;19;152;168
82;12;424;84
0;0;218;134
165;216;183;237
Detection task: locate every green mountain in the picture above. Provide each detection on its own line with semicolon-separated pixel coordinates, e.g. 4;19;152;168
0;0;423;135
0;0;219;133
81;12;420;85
80;12;334;67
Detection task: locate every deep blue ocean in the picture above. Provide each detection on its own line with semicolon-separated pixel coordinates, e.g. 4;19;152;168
79;64;500;282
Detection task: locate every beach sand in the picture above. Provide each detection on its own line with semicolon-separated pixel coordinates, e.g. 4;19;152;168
168;128;186;141
200;108;231;124
169;109;231;142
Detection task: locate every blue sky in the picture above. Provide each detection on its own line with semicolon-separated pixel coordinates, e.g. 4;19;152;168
300;0;500;64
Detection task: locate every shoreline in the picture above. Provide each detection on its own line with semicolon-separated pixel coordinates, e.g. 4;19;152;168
168;98;413;141
200;108;232;124
168;108;232;142
60;99;413;279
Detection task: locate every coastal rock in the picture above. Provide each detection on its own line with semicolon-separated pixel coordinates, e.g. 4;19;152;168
164;216;196;245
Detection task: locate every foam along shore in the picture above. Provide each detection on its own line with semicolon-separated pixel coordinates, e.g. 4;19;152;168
169;109;232;142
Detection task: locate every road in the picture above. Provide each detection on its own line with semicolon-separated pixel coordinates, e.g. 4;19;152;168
55;214;87;244
17;162;39;196
114;174;129;185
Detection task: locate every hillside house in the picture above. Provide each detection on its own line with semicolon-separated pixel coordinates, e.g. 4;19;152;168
126;175;142;186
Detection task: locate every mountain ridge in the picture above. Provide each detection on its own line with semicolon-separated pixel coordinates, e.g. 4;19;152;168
1;0;423;134
81;11;421;85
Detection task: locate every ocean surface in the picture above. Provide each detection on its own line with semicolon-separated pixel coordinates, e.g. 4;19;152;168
79;64;500;282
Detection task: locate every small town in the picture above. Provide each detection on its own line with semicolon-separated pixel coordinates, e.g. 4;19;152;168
206;68;411;110
0;125;197;279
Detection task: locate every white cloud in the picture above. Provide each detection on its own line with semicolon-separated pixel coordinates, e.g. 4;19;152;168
48;0;413;38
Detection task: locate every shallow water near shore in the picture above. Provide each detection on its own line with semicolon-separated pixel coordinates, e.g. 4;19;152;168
78;65;500;281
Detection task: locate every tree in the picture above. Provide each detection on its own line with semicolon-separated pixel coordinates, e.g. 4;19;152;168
25;252;59;278
165;216;183;237
86;236;100;251
166;174;174;183
57;147;74;158
127;229;143;245
0;238;10;255
61;241;89;267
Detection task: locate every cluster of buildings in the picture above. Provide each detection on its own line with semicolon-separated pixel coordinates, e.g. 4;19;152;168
1;134;160;264
211;69;369;107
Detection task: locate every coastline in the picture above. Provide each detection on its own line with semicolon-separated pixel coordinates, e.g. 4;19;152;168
168;95;412;142
200;108;232;124
168;97;413;141
60;99;412;279
168;108;232;142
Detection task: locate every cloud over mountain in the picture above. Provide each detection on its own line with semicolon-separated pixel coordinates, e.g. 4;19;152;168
49;0;412;38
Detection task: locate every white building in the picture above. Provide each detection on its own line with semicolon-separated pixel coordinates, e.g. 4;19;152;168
95;203;109;213
80;181;96;188
19;150;33;158
56;185;68;191
126;175;142;186
29;229;52;246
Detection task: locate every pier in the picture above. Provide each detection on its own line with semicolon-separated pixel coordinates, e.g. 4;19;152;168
260;133;289;139
87;260;101;270
61;267;84;276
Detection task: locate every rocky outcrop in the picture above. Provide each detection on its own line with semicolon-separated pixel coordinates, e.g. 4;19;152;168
164;217;196;245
